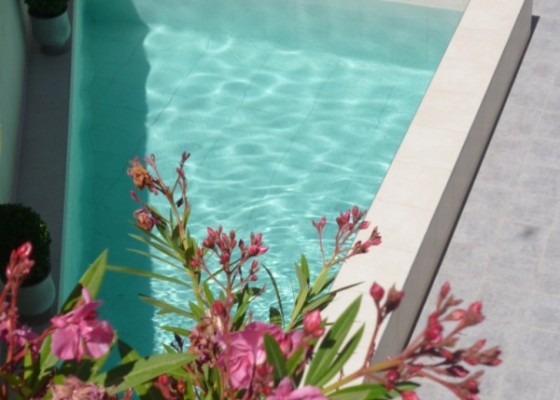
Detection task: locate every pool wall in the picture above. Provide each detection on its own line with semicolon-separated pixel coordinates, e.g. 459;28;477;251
0;1;28;203
325;0;532;368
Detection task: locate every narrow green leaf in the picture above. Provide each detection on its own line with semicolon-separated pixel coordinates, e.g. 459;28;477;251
286;348;305;376
60;250;108;312
301;293;335;314
189;301;206;319
262;263;284;323
162;344;176;354
202;282;215;305
131;230;168;251
395;382;420;391
58;359;97;381
269;307;283;326
304;297;361;386
310;268;330;296
263;334;287;384
314;325;364;387
107;264;190;288
328;383;391;400
139;294;194;319
117;340;140;363
37;336;58;381
126;249;185;271
300;255;310;283
96;353;195;394
160;325;191;337
23;344;38;388
295;257;309;292
129;234;182;263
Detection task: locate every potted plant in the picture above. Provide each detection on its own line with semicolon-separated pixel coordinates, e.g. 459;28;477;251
0;204;56;323
24;0;71;55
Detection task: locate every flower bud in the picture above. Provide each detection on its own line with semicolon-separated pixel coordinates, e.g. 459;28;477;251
369;282;385;304
440;281;451;298
384;285;404;313
303;310;324;338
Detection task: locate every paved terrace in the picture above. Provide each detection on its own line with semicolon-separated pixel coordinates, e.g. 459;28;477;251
414;0;560;398
13;1;560;399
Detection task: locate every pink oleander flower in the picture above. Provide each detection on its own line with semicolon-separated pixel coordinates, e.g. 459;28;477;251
128;157;154;191
401;391;419;400
0;316;38;350
133;208;158;231
266;378;327;400
223;322;302;390
51;287;114;361
51;375;111;400
225;322;282;389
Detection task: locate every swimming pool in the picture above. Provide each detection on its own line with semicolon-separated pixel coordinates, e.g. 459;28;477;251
63;0;462;354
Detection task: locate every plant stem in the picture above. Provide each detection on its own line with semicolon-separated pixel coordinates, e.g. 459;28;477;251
322;357;402;394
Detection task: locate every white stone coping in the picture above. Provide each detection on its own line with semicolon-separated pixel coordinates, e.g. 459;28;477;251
323;0;532;374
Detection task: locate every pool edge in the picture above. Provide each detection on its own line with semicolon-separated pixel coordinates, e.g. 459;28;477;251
325;0;532;368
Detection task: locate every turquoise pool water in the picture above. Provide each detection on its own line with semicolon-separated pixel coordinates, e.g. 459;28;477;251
64;0;462;354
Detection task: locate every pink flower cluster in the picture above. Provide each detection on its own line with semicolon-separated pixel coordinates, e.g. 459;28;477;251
224;322;303;391
371;282;501;400
266;378;327;400
51;288;114;361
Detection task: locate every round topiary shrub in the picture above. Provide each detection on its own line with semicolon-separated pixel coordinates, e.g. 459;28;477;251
24;0;69;18
0;204;51;286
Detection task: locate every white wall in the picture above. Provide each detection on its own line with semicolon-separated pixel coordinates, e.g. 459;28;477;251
0;0;27;202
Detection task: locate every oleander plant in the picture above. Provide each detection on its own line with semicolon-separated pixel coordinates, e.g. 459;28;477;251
0;152;501;399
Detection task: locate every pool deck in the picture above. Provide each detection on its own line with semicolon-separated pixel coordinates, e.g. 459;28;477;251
12;1;560;399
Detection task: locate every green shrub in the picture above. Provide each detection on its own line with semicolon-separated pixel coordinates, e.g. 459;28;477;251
24;0;69;18
0;204;51;286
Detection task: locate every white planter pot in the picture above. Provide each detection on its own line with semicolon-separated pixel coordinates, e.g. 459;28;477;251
17;274;56;318
30;10;71;55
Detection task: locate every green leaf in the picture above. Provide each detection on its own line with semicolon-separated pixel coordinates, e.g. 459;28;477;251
129;234;183;264
313;325;364;387
328;383;391;400
58;359;97;381
37;336;58;381
60;250;109;312
189;301;206;319
301;292;335;314
126;249;185;272
395;382;419;392
232;286;263;329
263;334;287;384
23;344;39;389
304;297;361;386
95;353;195;395
107;264;191;288
295;256;310;291
160;325;192;338
262;263;284;324
269;307;283;326
139;294;194;319
202;282;215;305
310;267;330;296
286;348;305;376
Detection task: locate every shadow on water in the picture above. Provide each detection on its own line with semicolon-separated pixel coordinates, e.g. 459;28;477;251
65;0;155;357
